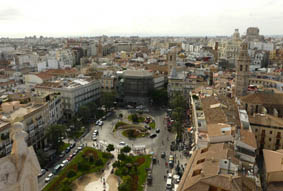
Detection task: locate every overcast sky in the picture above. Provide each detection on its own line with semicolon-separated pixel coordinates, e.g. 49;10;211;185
0;0;283;37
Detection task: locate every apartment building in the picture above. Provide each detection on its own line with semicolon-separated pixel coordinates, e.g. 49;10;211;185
0;93;63;157
35;77;100;118
190;90;257;164
177;143;261;191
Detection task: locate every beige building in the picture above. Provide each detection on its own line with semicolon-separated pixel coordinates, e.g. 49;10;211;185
177;143;261;191
0;93;63;157
218;29;242;65
240;92;283;150
250;114;283;150
263;149;283;190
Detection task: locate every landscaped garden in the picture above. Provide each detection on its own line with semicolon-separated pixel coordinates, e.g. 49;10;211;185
128;114;145;123
122;129;149;138
113;154;152;191
43;147;113;191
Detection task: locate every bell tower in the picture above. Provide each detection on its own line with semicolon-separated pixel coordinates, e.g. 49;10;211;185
235;41;250;97
167;49;176;73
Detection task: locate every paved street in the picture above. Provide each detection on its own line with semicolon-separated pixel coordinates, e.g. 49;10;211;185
39;107;191;191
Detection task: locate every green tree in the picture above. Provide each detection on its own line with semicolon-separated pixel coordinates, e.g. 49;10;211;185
118;153;127;161
67;170;76;178
95;158;103;166
101;91;116;111
148;88;168;106
46;124;66;151
121;146;131;154
106;144;115;152
77;105;91;124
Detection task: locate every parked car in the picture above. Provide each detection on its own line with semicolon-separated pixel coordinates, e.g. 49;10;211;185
92;136;97;141
73;150;78;156
101;116;106;121
45;173;53;182
99;121;103;126
67;154;73;161
65;147;71;154
70;143;76;149
161;152;166;158
59;151;65;158
77;146;83;151
156;129;160;133
150;134;157;138
96;120;101;125
38;169;47;177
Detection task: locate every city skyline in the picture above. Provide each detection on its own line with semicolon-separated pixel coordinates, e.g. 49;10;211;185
1;0;283;38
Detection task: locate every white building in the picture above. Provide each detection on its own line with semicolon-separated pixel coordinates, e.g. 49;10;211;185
35;77;101;118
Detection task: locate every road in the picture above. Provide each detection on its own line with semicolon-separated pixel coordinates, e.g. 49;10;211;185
39;107;189;191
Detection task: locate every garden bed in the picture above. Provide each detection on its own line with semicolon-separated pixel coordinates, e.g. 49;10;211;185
122;129;148;138
114;155;151;191
43;147;113;191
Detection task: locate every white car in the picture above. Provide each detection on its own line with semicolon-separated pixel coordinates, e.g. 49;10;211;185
45;173;53;183
62;160;68;165
92;136;97;141
96;120;100;125
77;146;83;151
99;121;103;126
119;141;126;146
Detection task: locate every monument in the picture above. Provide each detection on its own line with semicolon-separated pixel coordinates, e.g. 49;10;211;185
0;122;41;191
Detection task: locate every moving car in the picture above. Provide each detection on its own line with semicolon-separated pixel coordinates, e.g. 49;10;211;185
93;130;99;135
119;141;126;146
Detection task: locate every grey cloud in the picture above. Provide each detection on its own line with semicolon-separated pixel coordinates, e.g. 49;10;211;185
0;8;21;21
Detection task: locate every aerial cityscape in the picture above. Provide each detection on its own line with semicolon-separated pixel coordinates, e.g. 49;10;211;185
1;1;283;191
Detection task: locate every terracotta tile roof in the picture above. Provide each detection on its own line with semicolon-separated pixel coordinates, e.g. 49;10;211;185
201;96;228;124
35;72;53;81
239;129;257;148
178;143;241;191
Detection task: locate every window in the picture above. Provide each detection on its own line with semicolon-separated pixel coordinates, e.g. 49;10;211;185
192;169;202;177
270;131;272;135
240;65;243;71
201;148;208;153
246;65;248;72
269;138;272;142
255;129;258;132
197;159;205;164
